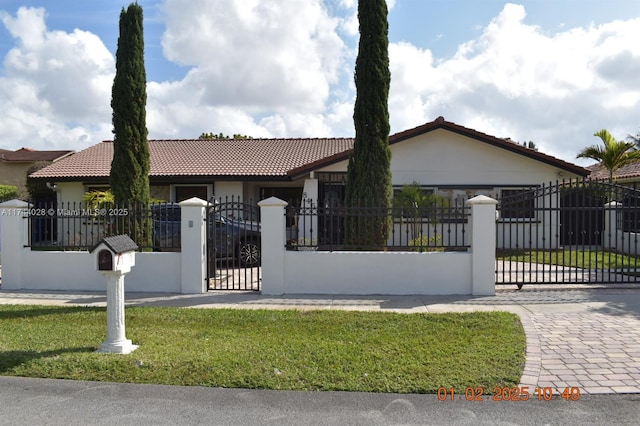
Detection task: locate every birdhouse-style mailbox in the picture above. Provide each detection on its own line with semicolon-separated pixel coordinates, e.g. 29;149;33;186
90;234;139;354
90;235;138;274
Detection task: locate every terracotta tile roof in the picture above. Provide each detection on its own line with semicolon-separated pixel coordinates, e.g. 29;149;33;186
30;117;589;181
586;161;640;181
30;138;354;180
0;147;74;162
293;116;588;177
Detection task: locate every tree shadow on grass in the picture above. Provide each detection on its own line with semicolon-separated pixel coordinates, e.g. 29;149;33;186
0;305;103;320
0;347;96;374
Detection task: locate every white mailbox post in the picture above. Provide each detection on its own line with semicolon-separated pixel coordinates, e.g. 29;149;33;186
90;235;138;354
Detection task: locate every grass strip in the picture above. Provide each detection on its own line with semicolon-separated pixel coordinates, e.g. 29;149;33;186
0;306;525;394
497;249;640;270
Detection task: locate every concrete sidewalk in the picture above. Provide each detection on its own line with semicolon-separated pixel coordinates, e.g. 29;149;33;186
2;285;640;396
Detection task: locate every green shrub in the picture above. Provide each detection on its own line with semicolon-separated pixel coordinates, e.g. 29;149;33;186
409;234;444;252
0;184;19;202
83;189;115;209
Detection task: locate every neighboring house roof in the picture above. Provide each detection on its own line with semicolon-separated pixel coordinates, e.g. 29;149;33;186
30;117;589;182
0;147;75;162
586;161;640;182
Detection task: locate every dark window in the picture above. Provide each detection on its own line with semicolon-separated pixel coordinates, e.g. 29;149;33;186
261;187;303;228
175;186;208;202
501;189;535;219
260;187;303;204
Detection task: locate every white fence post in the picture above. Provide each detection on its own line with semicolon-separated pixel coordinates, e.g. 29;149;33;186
0;199;29;289
179;197;208;293
467;195;498;296
603;201;619;250
258;196;288;295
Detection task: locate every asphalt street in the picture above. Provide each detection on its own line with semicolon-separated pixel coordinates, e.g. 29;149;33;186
2;286;640;424
1;376;640;425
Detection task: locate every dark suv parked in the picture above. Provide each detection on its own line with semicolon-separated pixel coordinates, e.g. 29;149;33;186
151;203;261;267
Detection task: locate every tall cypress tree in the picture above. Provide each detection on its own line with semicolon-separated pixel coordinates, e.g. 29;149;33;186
344;0;392;246
110;3;150;206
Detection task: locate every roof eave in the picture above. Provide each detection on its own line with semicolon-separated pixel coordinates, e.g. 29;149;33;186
286;149;354;179
31;174;294;184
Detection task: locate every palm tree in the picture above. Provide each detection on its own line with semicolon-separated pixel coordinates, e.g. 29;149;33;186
577;129;640;183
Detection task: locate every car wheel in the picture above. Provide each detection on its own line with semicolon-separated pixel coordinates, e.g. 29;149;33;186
238;239;261;267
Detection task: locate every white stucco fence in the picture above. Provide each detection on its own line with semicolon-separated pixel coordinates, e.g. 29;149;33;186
281;251;472;295
603;201;640;256
2;196;497;296
4;250;181;292
0;198;207;294
259;195;497;296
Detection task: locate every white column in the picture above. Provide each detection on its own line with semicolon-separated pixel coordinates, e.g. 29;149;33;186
467;195;498;296
179;197;208;294
258;197;288;295
97;271;138;354
603;201;620;250
0;199;30;289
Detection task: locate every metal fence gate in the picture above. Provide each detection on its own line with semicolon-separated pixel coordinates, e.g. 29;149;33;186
496;180;640;287
206;197;261;291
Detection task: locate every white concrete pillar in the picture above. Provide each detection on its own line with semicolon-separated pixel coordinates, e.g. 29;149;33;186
97;271;138;354
179;197;208;293
258;197;288;295
0;199;30;289
603;201;620;250
467;195;498;296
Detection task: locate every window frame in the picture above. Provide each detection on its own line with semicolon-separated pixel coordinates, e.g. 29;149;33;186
499;188;537;220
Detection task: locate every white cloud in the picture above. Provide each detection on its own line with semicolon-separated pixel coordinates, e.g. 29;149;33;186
0;7;114;150
1;1;639;169
388;3;640;164
0;1;356;149
140;0;356;139
157;0;346;113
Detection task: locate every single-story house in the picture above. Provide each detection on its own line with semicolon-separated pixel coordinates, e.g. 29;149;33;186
30;117;589;210
0;147;74;195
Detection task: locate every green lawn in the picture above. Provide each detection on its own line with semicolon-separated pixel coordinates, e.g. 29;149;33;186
0;305;525;394
497;249;640;270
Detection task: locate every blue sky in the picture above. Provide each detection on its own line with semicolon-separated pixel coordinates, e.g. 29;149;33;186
1;0;639;165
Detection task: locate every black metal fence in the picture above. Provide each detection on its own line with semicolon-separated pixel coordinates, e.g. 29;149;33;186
495;179;640;286
285;198;469;251
25;201;178;251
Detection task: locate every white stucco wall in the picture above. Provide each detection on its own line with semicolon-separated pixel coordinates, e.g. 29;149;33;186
282;251;472;295
214;181;244;202
497;221;560;250
317;129;582;186
390;129;581;185
259;195;496;296
607;229;640;257
56;182;85;206
1;250;181;292
1;199;207;294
